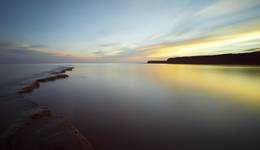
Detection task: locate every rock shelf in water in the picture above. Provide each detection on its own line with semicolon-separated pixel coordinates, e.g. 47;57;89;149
18;67;73;94
1;66;93;150
0;107;93;150
51;67;74;74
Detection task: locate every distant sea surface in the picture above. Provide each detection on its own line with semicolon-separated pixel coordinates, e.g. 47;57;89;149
0;64;64;96
2;64;260;150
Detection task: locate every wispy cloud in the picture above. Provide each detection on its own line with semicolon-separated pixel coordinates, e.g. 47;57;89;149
106;0;260;61
98;18;260;62
1;0;260;63
0;42;96;63
197;0;260;18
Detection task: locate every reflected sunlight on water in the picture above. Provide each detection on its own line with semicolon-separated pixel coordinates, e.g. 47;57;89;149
26;64;260;150
144;64;260;108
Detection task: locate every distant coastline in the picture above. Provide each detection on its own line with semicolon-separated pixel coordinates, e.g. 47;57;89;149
147;51;260;65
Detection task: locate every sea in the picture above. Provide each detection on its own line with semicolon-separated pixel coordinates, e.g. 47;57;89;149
1;63;260;150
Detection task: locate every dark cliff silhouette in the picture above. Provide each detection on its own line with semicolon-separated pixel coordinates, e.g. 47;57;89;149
147;51;260;65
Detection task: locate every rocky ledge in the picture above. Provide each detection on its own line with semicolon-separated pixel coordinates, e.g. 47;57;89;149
1;66;93;150
0;107;93;150
18;67;73;94
51;67;74;74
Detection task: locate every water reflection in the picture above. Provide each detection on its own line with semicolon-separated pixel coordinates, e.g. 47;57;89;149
143;64;260;108
28;64;260;150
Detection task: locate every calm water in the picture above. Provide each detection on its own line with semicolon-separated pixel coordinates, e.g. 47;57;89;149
11;64;260;149
0;64;70;96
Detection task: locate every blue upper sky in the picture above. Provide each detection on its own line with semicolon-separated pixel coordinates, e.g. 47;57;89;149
1;0;260;63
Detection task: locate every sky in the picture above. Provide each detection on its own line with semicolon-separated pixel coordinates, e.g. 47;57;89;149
0;0;260;63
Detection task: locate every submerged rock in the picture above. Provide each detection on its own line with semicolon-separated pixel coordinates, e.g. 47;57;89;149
18;81;40;94
18;66;73;94
29;107;51;120
1;66;92;150
51;67;74;74
36;74;69;82
18;74;69;94
0;107;93;150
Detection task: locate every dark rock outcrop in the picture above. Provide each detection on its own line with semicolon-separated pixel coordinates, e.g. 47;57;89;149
147;60;166;64
18;81;40;94
148;51;260;65
0;107;93;150
1;66;93;150
18;67;73;94
36;74;68;82
18;74;69;94
51;67;74;74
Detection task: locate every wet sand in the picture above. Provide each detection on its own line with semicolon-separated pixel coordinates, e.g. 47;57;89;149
0;66;93;150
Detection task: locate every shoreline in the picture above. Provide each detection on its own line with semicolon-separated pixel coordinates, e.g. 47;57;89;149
147;51;260;65
0;66;93;150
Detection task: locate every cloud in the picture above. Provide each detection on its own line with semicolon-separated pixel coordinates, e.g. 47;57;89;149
115;3;260;61
0;42;95;63
2;1;260;63
95;42;120;48
146;28;260;58
104;18;260;61
197;0;260;18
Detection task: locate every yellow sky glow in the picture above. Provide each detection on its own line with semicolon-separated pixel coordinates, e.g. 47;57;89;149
148;29;260;58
